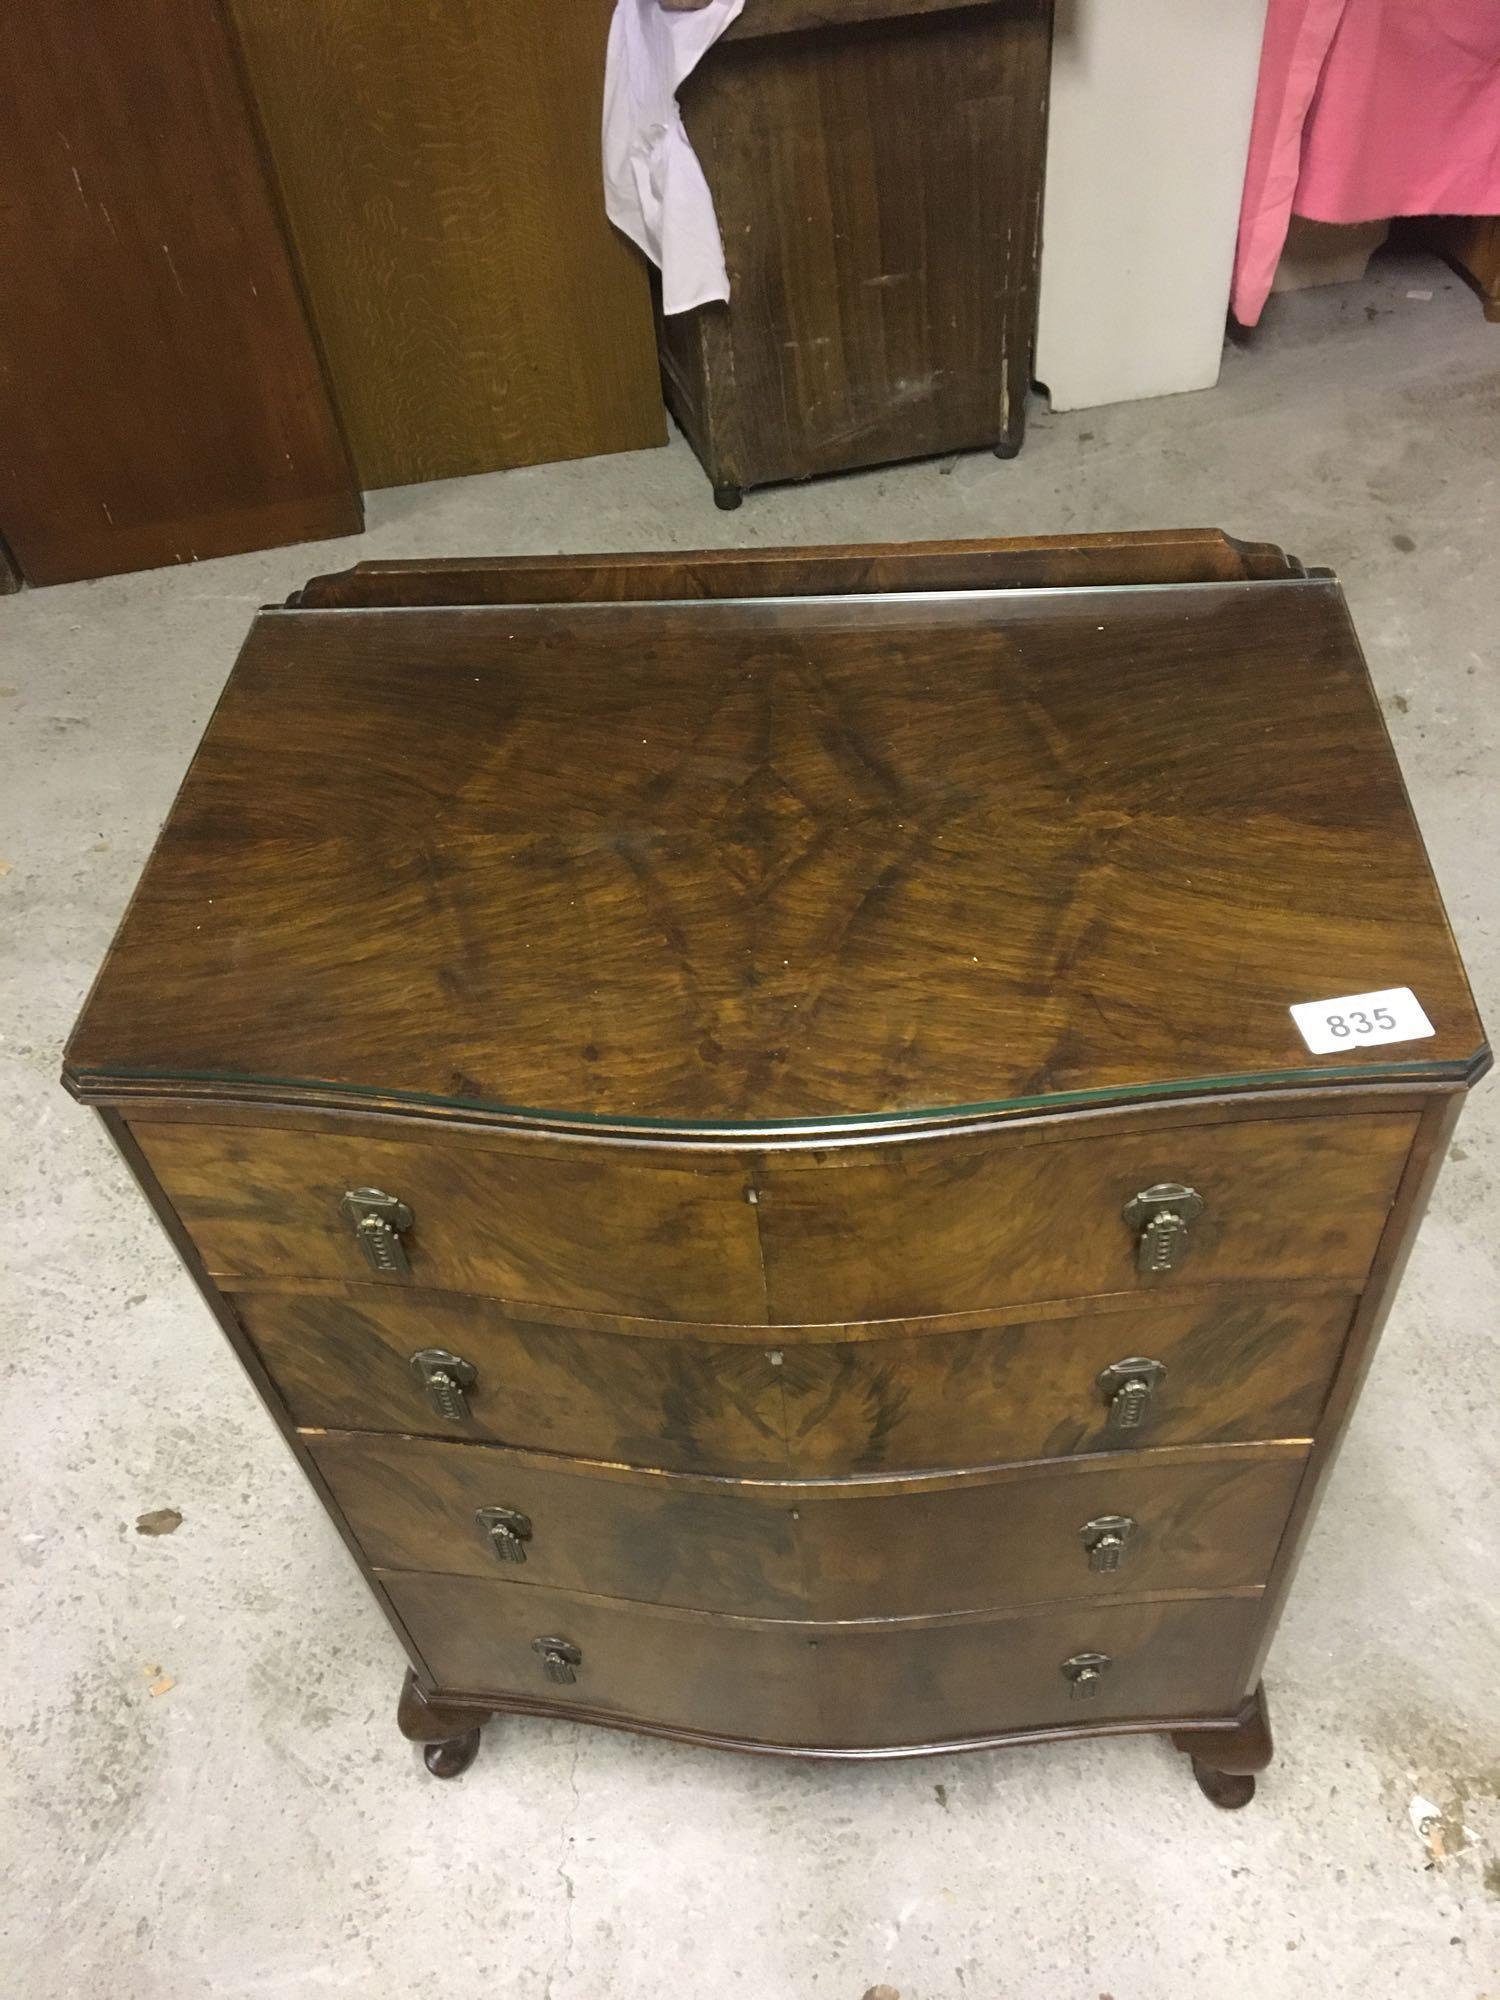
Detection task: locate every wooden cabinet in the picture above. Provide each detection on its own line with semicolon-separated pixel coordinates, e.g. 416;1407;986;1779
659;0;1054;506
65;529;1487;1801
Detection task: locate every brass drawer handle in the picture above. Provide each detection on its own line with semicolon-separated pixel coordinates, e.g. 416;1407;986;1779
1097;1356;1166;1433
1079;1514;1137;1573
1061;1652;1112;1700
1123;1182;1205;1274
410;1347;477;1423
342;1186;413;1274
476;1505;532;1566
532;1637;582;1686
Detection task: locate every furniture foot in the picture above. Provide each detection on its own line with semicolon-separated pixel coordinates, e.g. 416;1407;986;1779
397;1669;490;1780
422;1728;483;1779
992;436;1023;460
1171;1683;1273;1810
713;482;744;511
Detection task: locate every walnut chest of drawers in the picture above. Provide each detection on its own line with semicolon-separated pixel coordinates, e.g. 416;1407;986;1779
65;529;1488;1801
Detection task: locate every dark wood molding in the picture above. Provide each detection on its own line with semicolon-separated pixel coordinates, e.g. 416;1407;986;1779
393;1676;1269;1766
288;530;1305;610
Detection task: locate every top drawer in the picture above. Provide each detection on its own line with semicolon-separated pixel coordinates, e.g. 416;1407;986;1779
753;1109;1418;1323
130;1106;1416;1324
129;1118;766;1322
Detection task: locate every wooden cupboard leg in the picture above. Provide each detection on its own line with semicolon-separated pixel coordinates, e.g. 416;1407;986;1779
992;436;1023;460
1172;1683;1273;1810
713;482;744;511
397;1669;489;1780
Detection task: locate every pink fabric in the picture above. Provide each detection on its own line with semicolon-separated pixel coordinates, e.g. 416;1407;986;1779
1232;0;1500;325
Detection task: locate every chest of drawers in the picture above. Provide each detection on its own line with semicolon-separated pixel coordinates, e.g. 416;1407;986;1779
65;530;1487;1803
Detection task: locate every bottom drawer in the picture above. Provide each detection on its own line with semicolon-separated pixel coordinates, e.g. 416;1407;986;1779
384;1572;1263;1751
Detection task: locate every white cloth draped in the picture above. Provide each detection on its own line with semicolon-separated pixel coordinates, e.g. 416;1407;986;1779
602;0;747;315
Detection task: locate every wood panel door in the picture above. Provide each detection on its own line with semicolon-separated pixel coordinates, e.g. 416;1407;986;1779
228;0;667;487
0;0;360;585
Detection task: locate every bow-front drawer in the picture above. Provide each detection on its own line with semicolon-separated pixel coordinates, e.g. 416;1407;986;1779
134;1105;1412;1324
312;1430;1306;1621
239;1284;1355;1477
383;1573;1265;1749
128;1118;765;1322
751;1110;1417;1323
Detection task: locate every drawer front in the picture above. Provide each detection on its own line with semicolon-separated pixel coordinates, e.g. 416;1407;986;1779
239;1285;1353;1478
385;1573;1264;1747
756;1111;1416;1322
776;1291;1355;1475
131;1119;764;1321
137;1108;1412;1327
236;1285;789;1474
316;1432;1305;1620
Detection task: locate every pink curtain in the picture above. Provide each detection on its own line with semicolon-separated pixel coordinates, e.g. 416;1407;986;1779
1232;0;1500;326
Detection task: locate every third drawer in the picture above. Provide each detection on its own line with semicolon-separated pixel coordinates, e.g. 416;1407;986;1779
309;1429;1308;1621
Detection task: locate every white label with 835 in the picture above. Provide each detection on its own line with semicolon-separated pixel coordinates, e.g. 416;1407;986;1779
1289;986;1435;1056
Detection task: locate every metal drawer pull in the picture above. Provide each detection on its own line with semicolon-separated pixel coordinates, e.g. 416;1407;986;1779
1061;1652;1112;1700
1123;1182;1205;1274
341;1186;413;1274
410;1347;477;1423
1079;1514;1137;1572
532;1637;582;1686
476;1505;532;1566
1097;1356;1166;1433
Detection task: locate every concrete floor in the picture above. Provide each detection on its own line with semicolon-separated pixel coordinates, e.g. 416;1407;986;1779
3;247;1498;1999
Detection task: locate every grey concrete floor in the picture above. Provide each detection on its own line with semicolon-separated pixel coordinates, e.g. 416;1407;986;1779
3;247;1499;1999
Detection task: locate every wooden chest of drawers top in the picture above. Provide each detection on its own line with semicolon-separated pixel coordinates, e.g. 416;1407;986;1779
62;537;1485;1137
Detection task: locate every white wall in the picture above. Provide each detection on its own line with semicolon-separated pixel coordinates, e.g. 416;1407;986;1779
1036;0;1268;411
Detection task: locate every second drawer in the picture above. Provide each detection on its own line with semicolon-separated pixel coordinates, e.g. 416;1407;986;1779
311;1431;1307;1620
241;1284;1355;1476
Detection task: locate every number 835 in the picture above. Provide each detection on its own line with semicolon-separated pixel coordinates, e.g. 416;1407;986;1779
1325;1007;1396;1039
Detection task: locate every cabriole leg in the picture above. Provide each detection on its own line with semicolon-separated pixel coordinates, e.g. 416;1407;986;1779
1172;1682;1273;1809
397;1669;490;1779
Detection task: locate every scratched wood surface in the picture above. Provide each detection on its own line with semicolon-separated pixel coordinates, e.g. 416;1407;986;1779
65;580;1487;1127
0;0;359;584
382;1572;1264;1745
236;1283;1355;1476
659;0;1052;492
227;0;666;486
312;1430;1306;1620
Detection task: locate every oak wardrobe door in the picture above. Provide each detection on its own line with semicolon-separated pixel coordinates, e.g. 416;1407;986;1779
228;0;668;487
